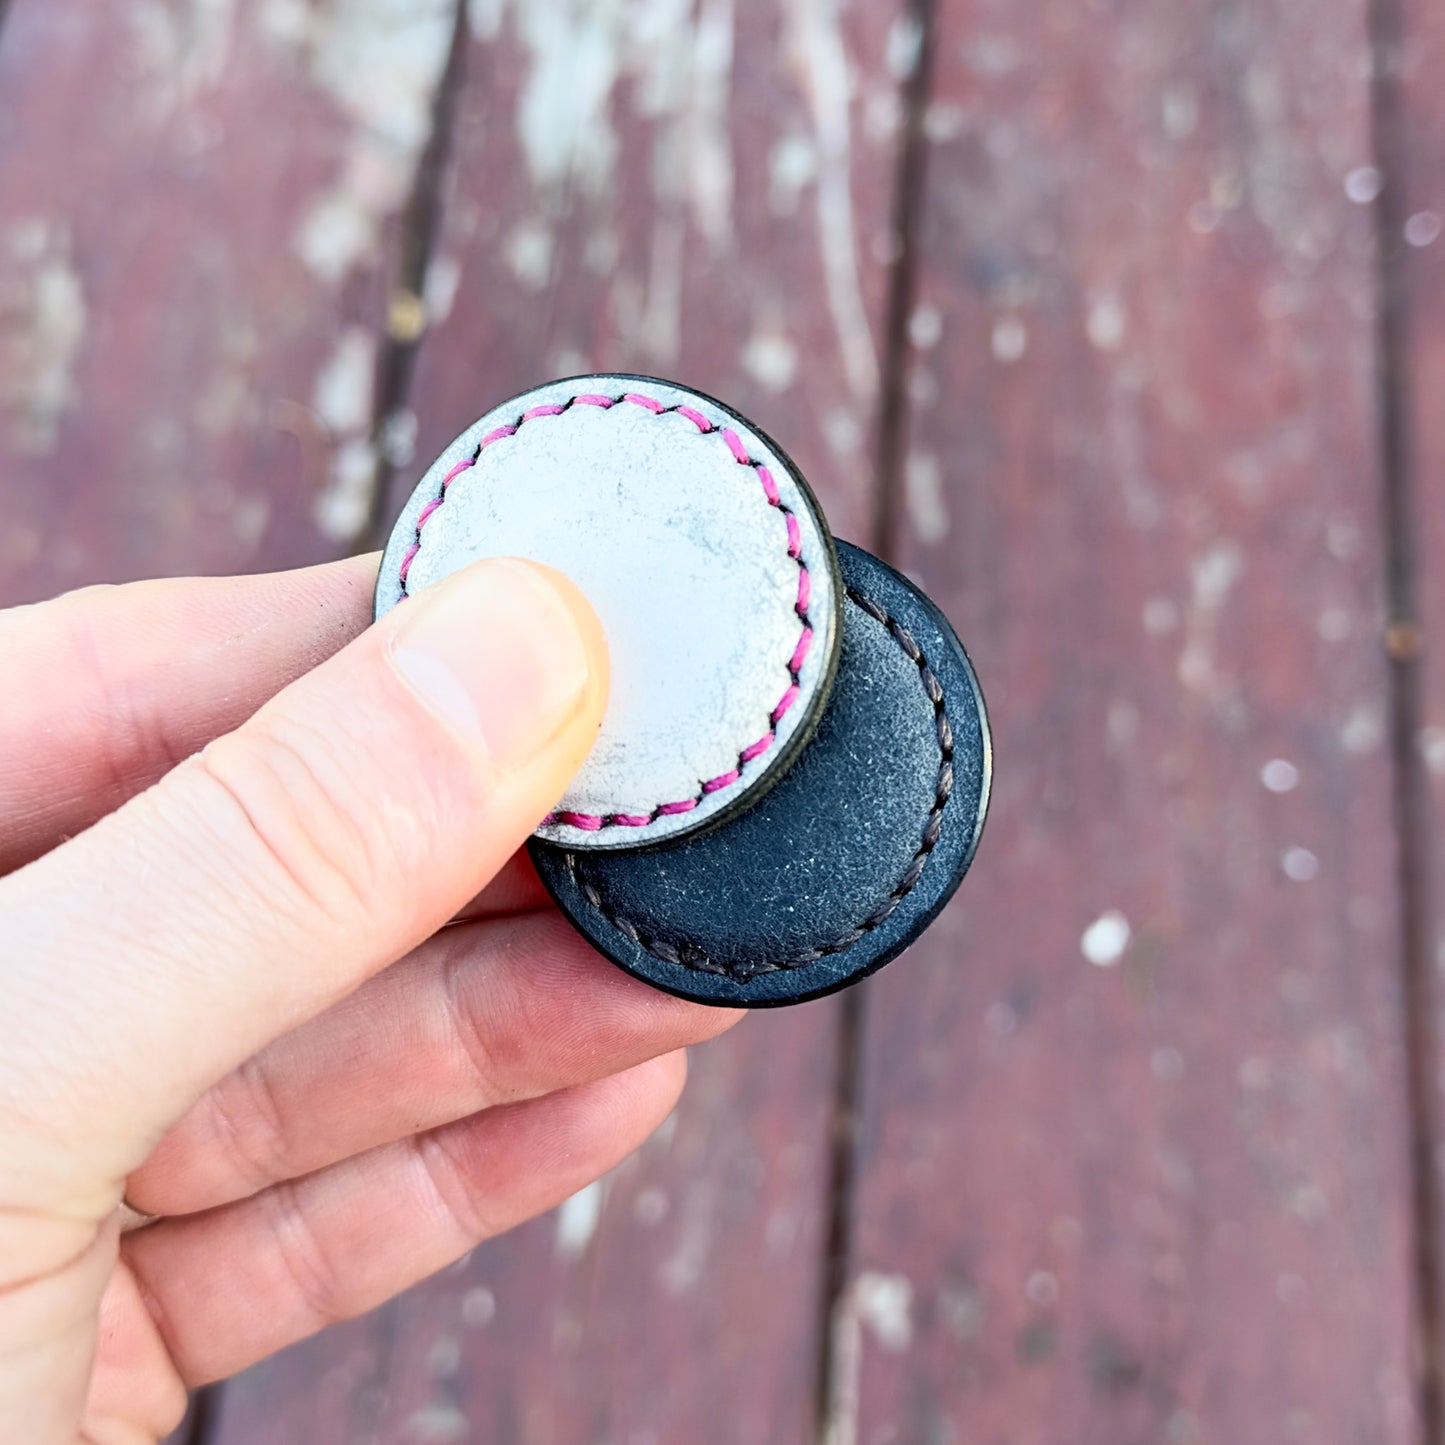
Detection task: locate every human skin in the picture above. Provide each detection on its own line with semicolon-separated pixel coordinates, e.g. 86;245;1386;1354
0;554;739;1444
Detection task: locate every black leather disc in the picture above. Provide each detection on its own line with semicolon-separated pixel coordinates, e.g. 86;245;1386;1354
530;542;992;1007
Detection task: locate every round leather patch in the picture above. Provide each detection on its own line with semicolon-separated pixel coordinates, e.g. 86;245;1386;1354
375;376;842;849
530;543;992;1006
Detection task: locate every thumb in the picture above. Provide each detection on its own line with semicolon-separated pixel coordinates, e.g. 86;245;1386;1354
0;557;608;1212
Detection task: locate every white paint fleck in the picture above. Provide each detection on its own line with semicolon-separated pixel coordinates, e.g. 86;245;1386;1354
885;13;923;79
854;1271;913;1351
428;1333;461;1378
505;220;555;289
1405;211;1443;248
905;453;950;545
688;0;737;253
1187;200;1221;235
991;315;1028;363
1344;166;1383;204
1143;597;1179;635
1081;910;1131;967
1025;1270;1059;1306
424;254;463;323
460;1286;496;1325
784;0;879;399
1340;705;1383;754
1317;607;1353;642
662;1189;713;1294
313;328;376;434
1419;726;1445;775
1162;86;1199;140
922;103;966;142
1282;846;1320;883
1262;758;1300;793
404;1403;469;1444
0;221;88;454
380;407;419;466
1195;543;1243;609
823;406;863;456
1179;542;1244;693
1086;294;1126;351
296;190;378;285
741;329;799;391
507;1;622;192
633;1187;669;1226
556;1179;604;1257
127;0;238;121
293;0;458;283
1325;515;1360;559
769;133;819;215
908;304;943;349
313;436;379;541
257;0;310;47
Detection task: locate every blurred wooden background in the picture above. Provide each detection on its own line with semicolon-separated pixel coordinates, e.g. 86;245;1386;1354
3;0;1444;1440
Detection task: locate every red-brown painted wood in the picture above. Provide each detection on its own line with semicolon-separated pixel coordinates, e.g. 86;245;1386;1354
836;0;1421;1440
0;0;460;604
212;3;912;1442
1389;0;1445;1417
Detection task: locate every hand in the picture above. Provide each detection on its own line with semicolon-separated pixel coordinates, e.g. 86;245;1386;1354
0;555;737;1445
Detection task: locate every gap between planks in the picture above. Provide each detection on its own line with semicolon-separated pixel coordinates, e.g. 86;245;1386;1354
361;0;473;553
814;1;940;1442
1367;0;1445;1434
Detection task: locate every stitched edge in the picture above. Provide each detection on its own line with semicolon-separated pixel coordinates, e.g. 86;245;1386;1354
563;584;956;983
395;390;816;831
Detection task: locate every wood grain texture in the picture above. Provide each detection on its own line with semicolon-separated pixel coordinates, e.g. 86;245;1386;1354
835;0;1421;1440
0;0;459;604
213;3;913;1442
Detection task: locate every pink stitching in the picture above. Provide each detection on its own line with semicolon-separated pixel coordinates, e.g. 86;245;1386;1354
397;390;815;830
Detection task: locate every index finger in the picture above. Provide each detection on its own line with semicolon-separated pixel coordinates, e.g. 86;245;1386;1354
0;553;377;875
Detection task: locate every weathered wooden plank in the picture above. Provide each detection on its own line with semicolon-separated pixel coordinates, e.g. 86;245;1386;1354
1385;0;1445;1424
213;3;913;1442
0;0;460;604
835;0;1420;1440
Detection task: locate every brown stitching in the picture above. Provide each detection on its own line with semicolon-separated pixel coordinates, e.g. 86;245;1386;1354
564;584;955;983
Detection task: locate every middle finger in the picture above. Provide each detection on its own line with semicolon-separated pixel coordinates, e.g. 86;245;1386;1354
127;909;738;1216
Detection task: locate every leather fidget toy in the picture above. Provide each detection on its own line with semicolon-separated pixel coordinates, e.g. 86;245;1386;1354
376;376;991;1007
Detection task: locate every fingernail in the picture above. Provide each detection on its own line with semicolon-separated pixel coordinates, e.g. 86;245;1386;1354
388;558;596;768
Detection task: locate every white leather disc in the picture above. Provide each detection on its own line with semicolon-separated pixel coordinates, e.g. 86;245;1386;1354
375;376;839;849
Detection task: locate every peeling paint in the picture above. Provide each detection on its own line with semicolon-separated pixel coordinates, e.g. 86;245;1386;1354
741;328;799;391
290;0;458;283
770;133;819;215
904;453;949;544
127;0;238;120
0;221;88;455
1178;541;1243;694
313;327;377;434
1082;910;1131;966
313;436;379;541
556;1179;604;1257
505;220;555;289
784;0;880;399
855;1271;914;1350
